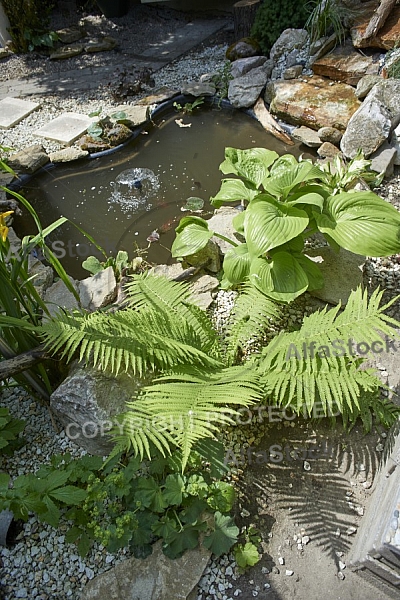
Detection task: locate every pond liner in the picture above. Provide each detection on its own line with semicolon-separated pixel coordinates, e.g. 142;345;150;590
6;95;293;194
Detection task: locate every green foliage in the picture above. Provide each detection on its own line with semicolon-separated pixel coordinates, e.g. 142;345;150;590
82;250;142;280
172;148;400;302
0;407;25;455
0;449;239;559
234;541;260;569
384;47;400;79
258;287;400;421
211;61;233;103
173;97;205;114
305;0;357;44
251;0;310;55
1;0;56;53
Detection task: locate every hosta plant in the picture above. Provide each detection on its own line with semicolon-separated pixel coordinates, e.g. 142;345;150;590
171;148;400;302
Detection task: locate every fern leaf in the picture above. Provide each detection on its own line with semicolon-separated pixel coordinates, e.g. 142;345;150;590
117;366;262;471
225;285;281;366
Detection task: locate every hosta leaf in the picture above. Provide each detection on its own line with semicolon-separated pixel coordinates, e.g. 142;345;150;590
244;196;309;256
171;218;213;258
175;215;210;234
162;473;185;506
263;161;323;200
232;210;245;234
314;191;400;256
210;179;258;207
223;243;251;284
287;191;325;211
234;542;260;568
293;253;324;291
249;253;309;302
268;153;298;178
203;511;239;556
220;147;279;187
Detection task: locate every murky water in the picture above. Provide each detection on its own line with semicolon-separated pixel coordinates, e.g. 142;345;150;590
18;105;311;278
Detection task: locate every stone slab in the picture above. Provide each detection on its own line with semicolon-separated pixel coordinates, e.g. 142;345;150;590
0;97;40;129
34;112;94;146
312;43;380;86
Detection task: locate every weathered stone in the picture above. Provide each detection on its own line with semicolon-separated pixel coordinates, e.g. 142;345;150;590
50;362;143;455
109;104;148;128
340;80;400;158
228;64;271;108
283;65;303;80
0;97;40;129
306;246;364;305
44;278;80;319
189;275;219;310
149;263;185;279
226;38;261;61
84;36;117;53
78;135;110;152
317;126;342;145
317;142;342;160
370;140;397;177
0;49;12;60
80;540;211;600
105;123;132;146
390;122;400;165
28;256;53;297
50;44;84;59
8;144;49;174
230;56;269;79
270;29;309;62
309;33;337;61
56;26;86;44
183;239;221;274
253;97;294;145
180;82;216;97
312;43;380;86
137;87;180;107
292;126;322;147
355;74;383;99
265;76;361;131
207;207;243;255
49;147;89;163
351;2;400;49
78;266;117;312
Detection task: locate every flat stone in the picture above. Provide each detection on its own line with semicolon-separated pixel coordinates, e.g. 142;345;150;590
80;540;211;600
137;87;180;106
230;56;269;79
292;126;322;147
84;36;117;53
0;97;40;129
109;104;149;128
351;2;400;49
317;126;342;144
49;44;84;60
49;147;89;163
306;246;364;305
7;144;49;174
78;266;117;312
56;26;86;44
189;275;219;310
149;263;185;279
317;142;342;160
35;112;94;146
44;277;80;320
180;82;216;97
309;34;337;60
312;43;380;85
283;65;303;80
370;140;397;177
355;74;383;99
265;76;361;131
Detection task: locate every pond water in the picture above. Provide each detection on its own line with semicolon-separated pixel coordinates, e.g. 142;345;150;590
17;104;310;279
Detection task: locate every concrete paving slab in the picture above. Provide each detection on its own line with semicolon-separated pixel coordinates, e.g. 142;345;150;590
0;97;40;129
34;112;94;146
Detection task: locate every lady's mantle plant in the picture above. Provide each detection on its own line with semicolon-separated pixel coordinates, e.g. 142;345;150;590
171;148;400;302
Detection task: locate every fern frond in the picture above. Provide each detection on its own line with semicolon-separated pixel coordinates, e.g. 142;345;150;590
124;273;221;358
258;286;400;420
225;285;281;365
339;391;400;433
40;307;222;377
117;365;262;471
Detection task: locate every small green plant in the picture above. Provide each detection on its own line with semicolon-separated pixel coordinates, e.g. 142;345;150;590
305;0;357;44
173;97;205;114
172;147;400;302
234;525;261;570
82;251;143;281
23;29;59;52
0;407;25;455
1;0;56;53
211;61;233;103
251;0;310;55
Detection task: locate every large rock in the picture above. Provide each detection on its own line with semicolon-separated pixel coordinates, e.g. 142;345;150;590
50;362;144;455
8;144;49;174
265;76;361;131
44;277;80;319
355;74;383;100
228;63;272;108
207;207;243;255
80;540;211;600
340;80;400;158
49;147;89;163
292;126;322;148
370;140;397;177
351;2;400;49
78;266;117;312
189;274;219;310
306;246;364;305
270;29;309;62
181;82;216;97
312;43;380;85
230;56;269;79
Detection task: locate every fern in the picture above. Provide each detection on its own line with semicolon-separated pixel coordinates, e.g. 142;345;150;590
339;391;400;433
258;287;400;417
225;285;281;366
112;366;262;471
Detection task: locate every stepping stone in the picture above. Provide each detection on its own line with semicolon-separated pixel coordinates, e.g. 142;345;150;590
0;97;40;129
34;112;94;146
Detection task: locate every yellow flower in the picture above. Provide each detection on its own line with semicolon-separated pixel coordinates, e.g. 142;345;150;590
0;210;13;242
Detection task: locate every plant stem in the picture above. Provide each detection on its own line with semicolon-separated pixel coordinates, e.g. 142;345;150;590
213;233;238;247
